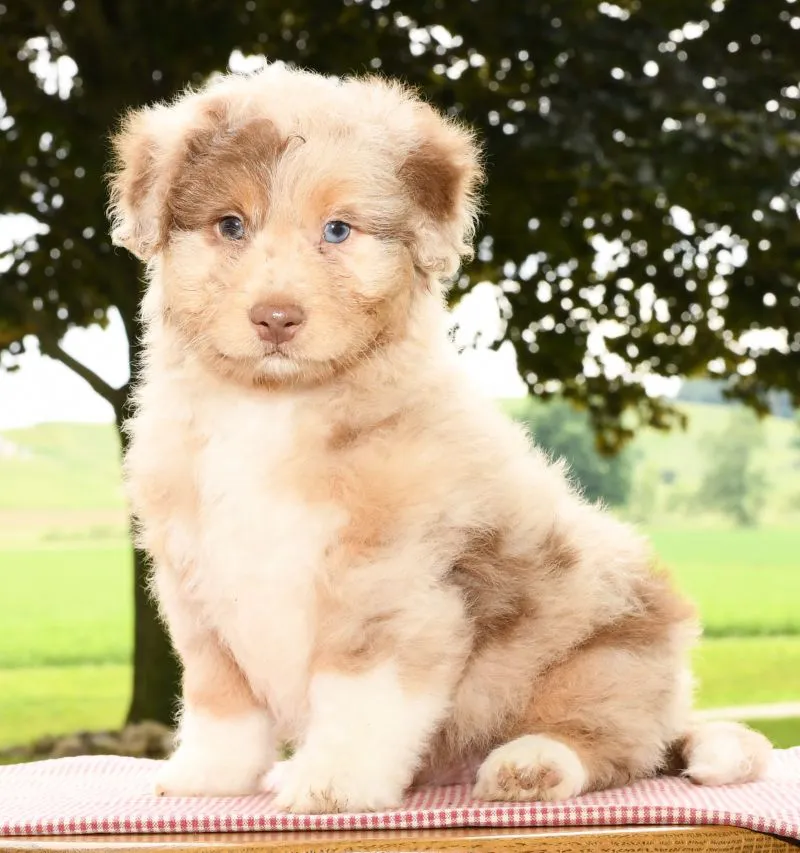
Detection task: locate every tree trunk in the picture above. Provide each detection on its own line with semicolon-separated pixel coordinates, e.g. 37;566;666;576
126;541;181;725
114;308;181;727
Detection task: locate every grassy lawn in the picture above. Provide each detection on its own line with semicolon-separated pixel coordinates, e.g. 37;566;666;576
744;718;800;750
694;637;800;707
651;528;800;637
0;544;132;667
0;665;130;748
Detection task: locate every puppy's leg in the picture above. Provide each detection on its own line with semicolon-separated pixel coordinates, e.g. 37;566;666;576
272;663;450;813
154;571;274;797
271;585;469;814
475;639;693;802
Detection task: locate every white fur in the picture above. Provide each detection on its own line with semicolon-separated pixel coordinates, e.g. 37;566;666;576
270;662;450;813
162;386;346;736
684;721;772;786
155;707;273;796
474;734;588;802
262;759;291;793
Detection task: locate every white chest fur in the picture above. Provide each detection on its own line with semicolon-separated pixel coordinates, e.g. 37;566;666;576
182;391;343;733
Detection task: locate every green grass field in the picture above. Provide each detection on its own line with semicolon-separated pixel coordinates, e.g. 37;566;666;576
0;665;130;747
651;528;800;637
0;545;132;668
694;637;800;706
0;408;798;753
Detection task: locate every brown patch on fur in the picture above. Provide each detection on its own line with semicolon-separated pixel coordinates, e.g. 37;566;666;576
399;105;482;224
108;110;167;258
536;524;580;575
311;601;469;696
448;528;537;652
400;139;465;222
300;398;474;694
166;106;285;233
311;508;470;689
322;458;403;560
109;103;285;259
123;138;158;223
302;414;420;679
503;571;698;792
581;571;697;653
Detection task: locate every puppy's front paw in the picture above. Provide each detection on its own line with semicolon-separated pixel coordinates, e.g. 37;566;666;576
155;746;263;797
268;749;404;813
474;734;587;802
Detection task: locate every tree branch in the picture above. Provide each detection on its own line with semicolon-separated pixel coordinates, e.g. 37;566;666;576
39;334;126;412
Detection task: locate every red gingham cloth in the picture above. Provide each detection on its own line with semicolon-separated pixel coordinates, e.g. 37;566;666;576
0;750;798;839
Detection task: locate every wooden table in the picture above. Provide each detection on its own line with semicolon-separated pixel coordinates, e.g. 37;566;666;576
1;826;796;852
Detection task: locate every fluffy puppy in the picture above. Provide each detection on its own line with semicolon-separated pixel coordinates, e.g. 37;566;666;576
109;63;771;813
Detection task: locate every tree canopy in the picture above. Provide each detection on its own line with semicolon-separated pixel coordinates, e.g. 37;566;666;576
1;0;798;724
2;0;798;450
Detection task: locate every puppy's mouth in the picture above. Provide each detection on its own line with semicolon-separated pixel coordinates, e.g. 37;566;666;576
260;343;293;358
257;342;304;375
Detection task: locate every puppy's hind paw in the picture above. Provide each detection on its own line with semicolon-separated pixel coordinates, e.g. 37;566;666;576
474;734;587;802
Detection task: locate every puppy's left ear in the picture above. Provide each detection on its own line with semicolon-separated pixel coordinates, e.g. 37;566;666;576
400;104;483;280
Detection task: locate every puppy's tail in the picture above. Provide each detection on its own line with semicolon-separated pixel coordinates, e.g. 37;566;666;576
672;720;772;785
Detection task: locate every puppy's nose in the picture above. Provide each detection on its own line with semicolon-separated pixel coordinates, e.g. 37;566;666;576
249;303;305;344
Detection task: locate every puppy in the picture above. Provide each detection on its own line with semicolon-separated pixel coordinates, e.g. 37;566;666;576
109;63;771;813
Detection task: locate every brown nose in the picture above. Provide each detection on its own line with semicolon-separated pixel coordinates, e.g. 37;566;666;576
249;303;306;345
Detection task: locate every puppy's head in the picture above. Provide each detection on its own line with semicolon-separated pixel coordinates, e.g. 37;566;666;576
108;64;482;385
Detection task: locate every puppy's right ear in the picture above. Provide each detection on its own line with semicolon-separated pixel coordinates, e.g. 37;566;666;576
107;105;179;261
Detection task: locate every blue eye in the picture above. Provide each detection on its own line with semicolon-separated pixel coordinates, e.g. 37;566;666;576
323;221;351;244
219;216;245;240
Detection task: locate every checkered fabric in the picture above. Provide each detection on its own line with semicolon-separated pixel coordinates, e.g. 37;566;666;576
0;749;798;839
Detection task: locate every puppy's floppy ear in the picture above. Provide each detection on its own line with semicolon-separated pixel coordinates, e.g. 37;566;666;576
107;104;185;261
400;103;483;280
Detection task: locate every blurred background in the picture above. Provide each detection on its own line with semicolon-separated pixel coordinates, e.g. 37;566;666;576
0;1;798;763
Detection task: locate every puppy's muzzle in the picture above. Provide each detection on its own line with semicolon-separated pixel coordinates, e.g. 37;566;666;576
249;303;305;345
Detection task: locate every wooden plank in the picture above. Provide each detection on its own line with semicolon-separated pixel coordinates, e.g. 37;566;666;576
0;825;795;853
